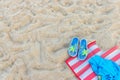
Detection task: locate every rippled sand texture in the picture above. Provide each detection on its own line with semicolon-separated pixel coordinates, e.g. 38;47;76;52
0;0;120;80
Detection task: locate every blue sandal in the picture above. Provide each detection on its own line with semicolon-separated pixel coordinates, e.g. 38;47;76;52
78;39;88;60
68;37;79;57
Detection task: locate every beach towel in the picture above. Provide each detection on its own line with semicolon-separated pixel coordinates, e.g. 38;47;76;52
65;41;120;80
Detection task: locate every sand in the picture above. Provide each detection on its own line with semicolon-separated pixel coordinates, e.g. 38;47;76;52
0;0;120;80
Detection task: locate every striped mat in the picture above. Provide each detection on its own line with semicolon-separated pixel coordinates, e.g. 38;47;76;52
65;41;120;80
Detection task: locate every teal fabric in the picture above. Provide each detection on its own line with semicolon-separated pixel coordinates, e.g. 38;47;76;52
89;55;120;80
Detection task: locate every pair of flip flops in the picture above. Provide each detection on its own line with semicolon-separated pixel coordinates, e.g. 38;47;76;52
68;37;88;60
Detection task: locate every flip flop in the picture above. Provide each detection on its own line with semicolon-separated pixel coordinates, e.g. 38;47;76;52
78;39;88;60
68;37;79;57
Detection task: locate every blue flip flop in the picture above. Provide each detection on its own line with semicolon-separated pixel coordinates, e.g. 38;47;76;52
78;39;88;60
68;37;79;57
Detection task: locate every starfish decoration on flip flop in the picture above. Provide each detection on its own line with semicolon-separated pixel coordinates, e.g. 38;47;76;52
82;49;88;56
69;44;76;52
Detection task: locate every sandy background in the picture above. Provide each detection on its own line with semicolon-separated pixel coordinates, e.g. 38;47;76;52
0;0;120;80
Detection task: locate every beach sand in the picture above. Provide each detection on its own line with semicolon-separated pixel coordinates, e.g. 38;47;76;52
0;0;120;80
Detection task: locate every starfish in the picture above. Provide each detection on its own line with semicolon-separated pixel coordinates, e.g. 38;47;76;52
69;44;77;52
82;49;88;56
69;46;75;52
